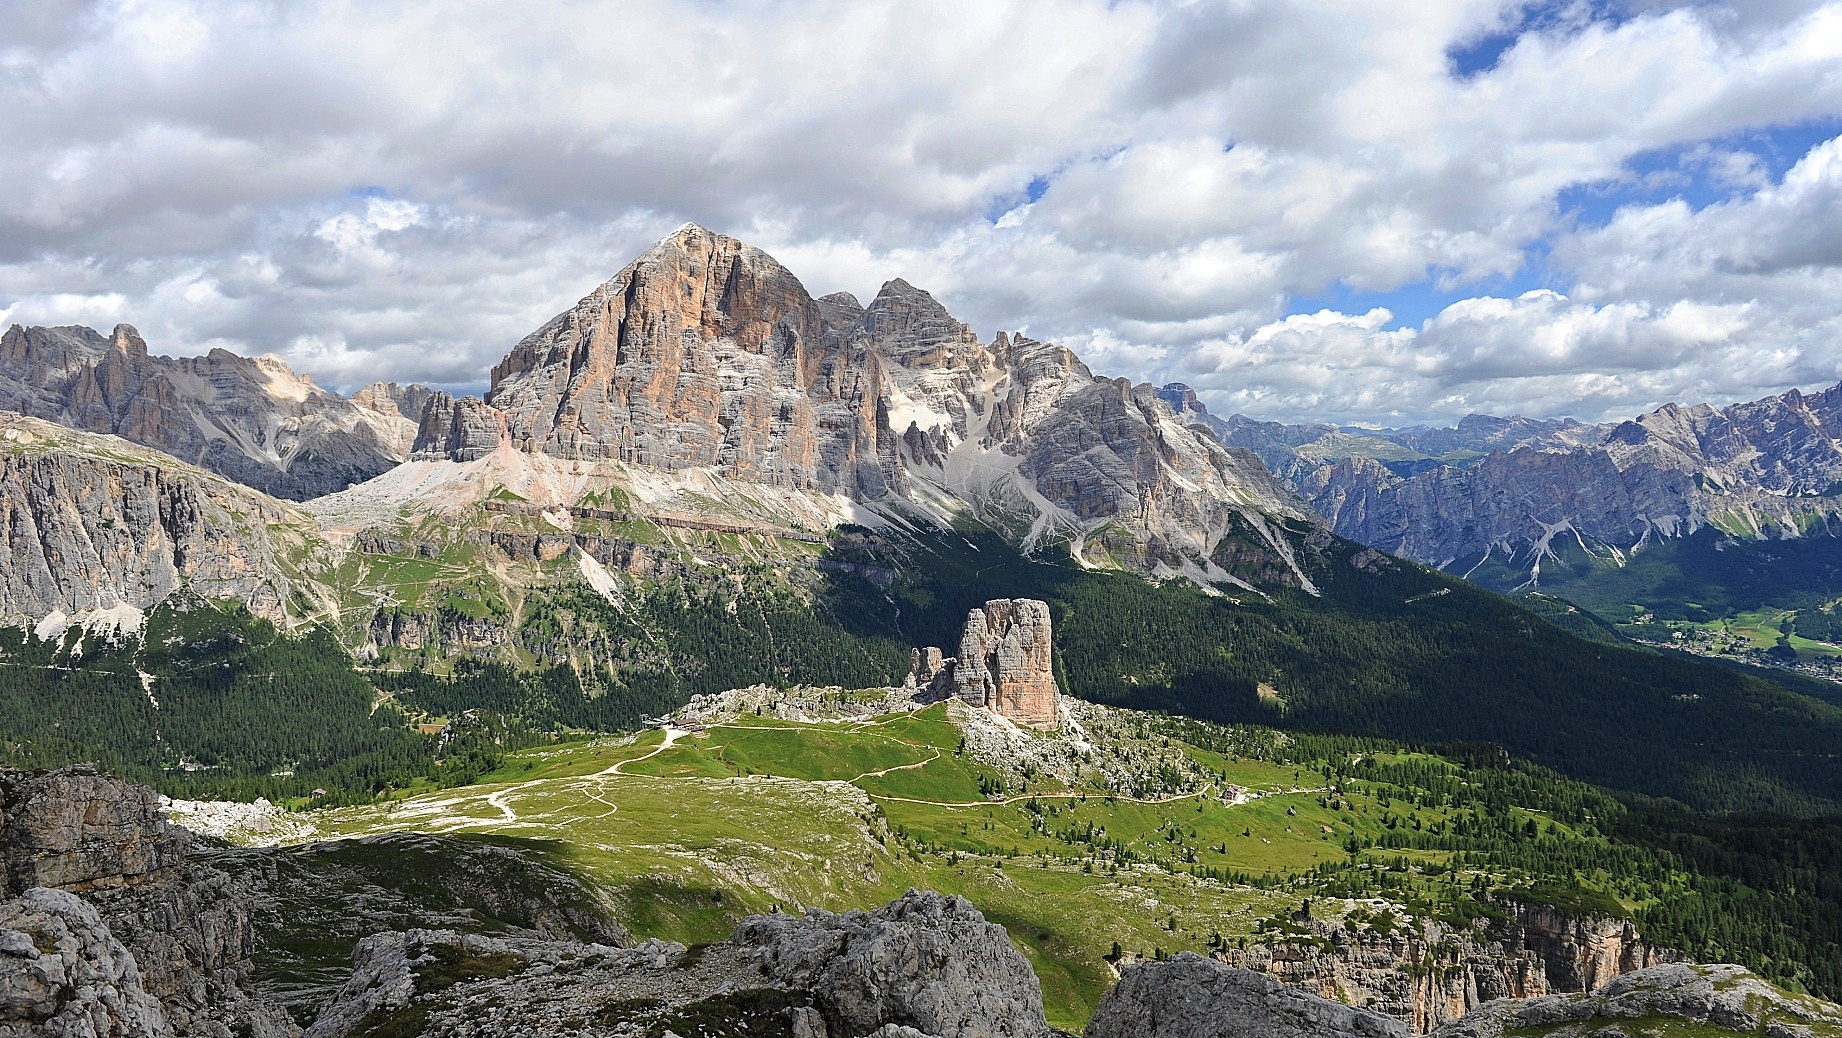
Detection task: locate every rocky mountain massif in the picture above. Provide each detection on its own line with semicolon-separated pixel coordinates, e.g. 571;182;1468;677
412;224;1315;587
1162;381;1842;581
0;323;427;501
6;763;1837;1038
0;225;1322;643
0;413;329;627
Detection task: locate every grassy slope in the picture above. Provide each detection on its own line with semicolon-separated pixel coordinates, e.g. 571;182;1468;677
308;703;1624;1029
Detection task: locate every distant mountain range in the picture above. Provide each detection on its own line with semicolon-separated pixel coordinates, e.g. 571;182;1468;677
1160;380;1842;674
1161;380;1842;571
0;322;429;499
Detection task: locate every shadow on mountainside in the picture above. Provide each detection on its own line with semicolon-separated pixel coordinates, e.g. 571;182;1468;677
811;517;1842;816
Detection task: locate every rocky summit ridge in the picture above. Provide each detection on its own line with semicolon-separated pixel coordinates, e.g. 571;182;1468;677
0;324;424;501
1163;381;1842;579
414;224;1318;587
0;413;331;628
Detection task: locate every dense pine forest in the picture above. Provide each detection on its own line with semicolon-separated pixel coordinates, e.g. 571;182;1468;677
838;523;1842;816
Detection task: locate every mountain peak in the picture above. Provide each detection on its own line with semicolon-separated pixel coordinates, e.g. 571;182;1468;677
109;324;148;359
453;235;1319;585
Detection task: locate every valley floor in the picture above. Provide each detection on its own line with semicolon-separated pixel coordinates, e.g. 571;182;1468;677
269;694;1608;1029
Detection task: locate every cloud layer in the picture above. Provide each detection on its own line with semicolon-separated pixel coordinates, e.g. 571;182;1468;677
2;0;1841;423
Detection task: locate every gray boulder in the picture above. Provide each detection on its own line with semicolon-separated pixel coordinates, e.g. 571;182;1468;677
0;767;185;897
0;887;171;1038
734;890;1049;1038
303;890;1045;1038
1432;963;1842;1038
1084;952;1407;1038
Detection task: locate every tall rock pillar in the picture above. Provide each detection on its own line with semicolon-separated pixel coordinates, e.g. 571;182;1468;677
953;598;1061;728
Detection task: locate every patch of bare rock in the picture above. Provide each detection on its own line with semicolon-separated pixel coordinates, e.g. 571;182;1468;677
1086;953;1408;1038
301;891;1048;1038
1086;955;1842;1038
1217;900;1680;1033
906;599;1061;729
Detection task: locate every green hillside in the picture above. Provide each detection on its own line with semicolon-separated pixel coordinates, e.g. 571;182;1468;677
303;698;1842;1029
11;517;1842;817
1459;528;1842;675
833;522;1842;815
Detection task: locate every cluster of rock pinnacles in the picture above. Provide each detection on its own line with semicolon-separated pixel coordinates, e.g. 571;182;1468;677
905;598;1061;729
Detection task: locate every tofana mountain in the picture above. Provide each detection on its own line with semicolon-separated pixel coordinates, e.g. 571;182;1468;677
1162;382;1842;669
0;322;429;500
412;223;1312;585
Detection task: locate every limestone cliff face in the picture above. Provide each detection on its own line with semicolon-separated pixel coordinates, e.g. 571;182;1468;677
416;225;1320;587
467;225;901;497
0;766;185;897
0;414;324;627
1432;963;1842;1038
411;391;507;461
0;887;174;1038
1087;954;1406;1038
953;600;1060;728
1216;904;1680;1034
0;324;422;500
347;382;434;455
905;599;1061;728
0;766;296;1038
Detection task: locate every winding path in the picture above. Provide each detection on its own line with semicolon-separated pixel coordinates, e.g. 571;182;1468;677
601;725;688;776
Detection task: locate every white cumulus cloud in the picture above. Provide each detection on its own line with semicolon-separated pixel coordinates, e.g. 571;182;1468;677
0;0;1838;424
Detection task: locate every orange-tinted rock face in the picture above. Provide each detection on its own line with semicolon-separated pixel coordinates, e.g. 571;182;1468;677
953;599;1060;729
415;223;1322;586
478;223;901;497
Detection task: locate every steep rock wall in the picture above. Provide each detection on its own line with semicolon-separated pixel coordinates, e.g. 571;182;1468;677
1216;904;1680;1033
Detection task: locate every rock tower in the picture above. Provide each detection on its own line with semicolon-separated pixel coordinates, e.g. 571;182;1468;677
905;598;1061;728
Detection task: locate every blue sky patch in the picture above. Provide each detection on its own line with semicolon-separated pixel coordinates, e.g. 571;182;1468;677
1447;0;1628;79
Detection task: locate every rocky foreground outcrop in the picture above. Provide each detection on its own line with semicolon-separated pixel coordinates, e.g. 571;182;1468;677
0;768;640;1037
0;766;293;1037
0;887;172;1038
1436;962;1842;1038
907;599;1061;729
0;324;421;501
1087;956;1842;1038
209;832;630;1020
1086;953;1407;1038
1216;902;1679;1033
4;764;1841;1038
0;768;184;897
303;891;1049;1038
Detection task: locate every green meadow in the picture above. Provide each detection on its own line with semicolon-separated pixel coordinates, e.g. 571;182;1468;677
305;700;1643;1028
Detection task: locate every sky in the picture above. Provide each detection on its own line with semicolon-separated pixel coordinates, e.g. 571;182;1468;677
3;0;1842;426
